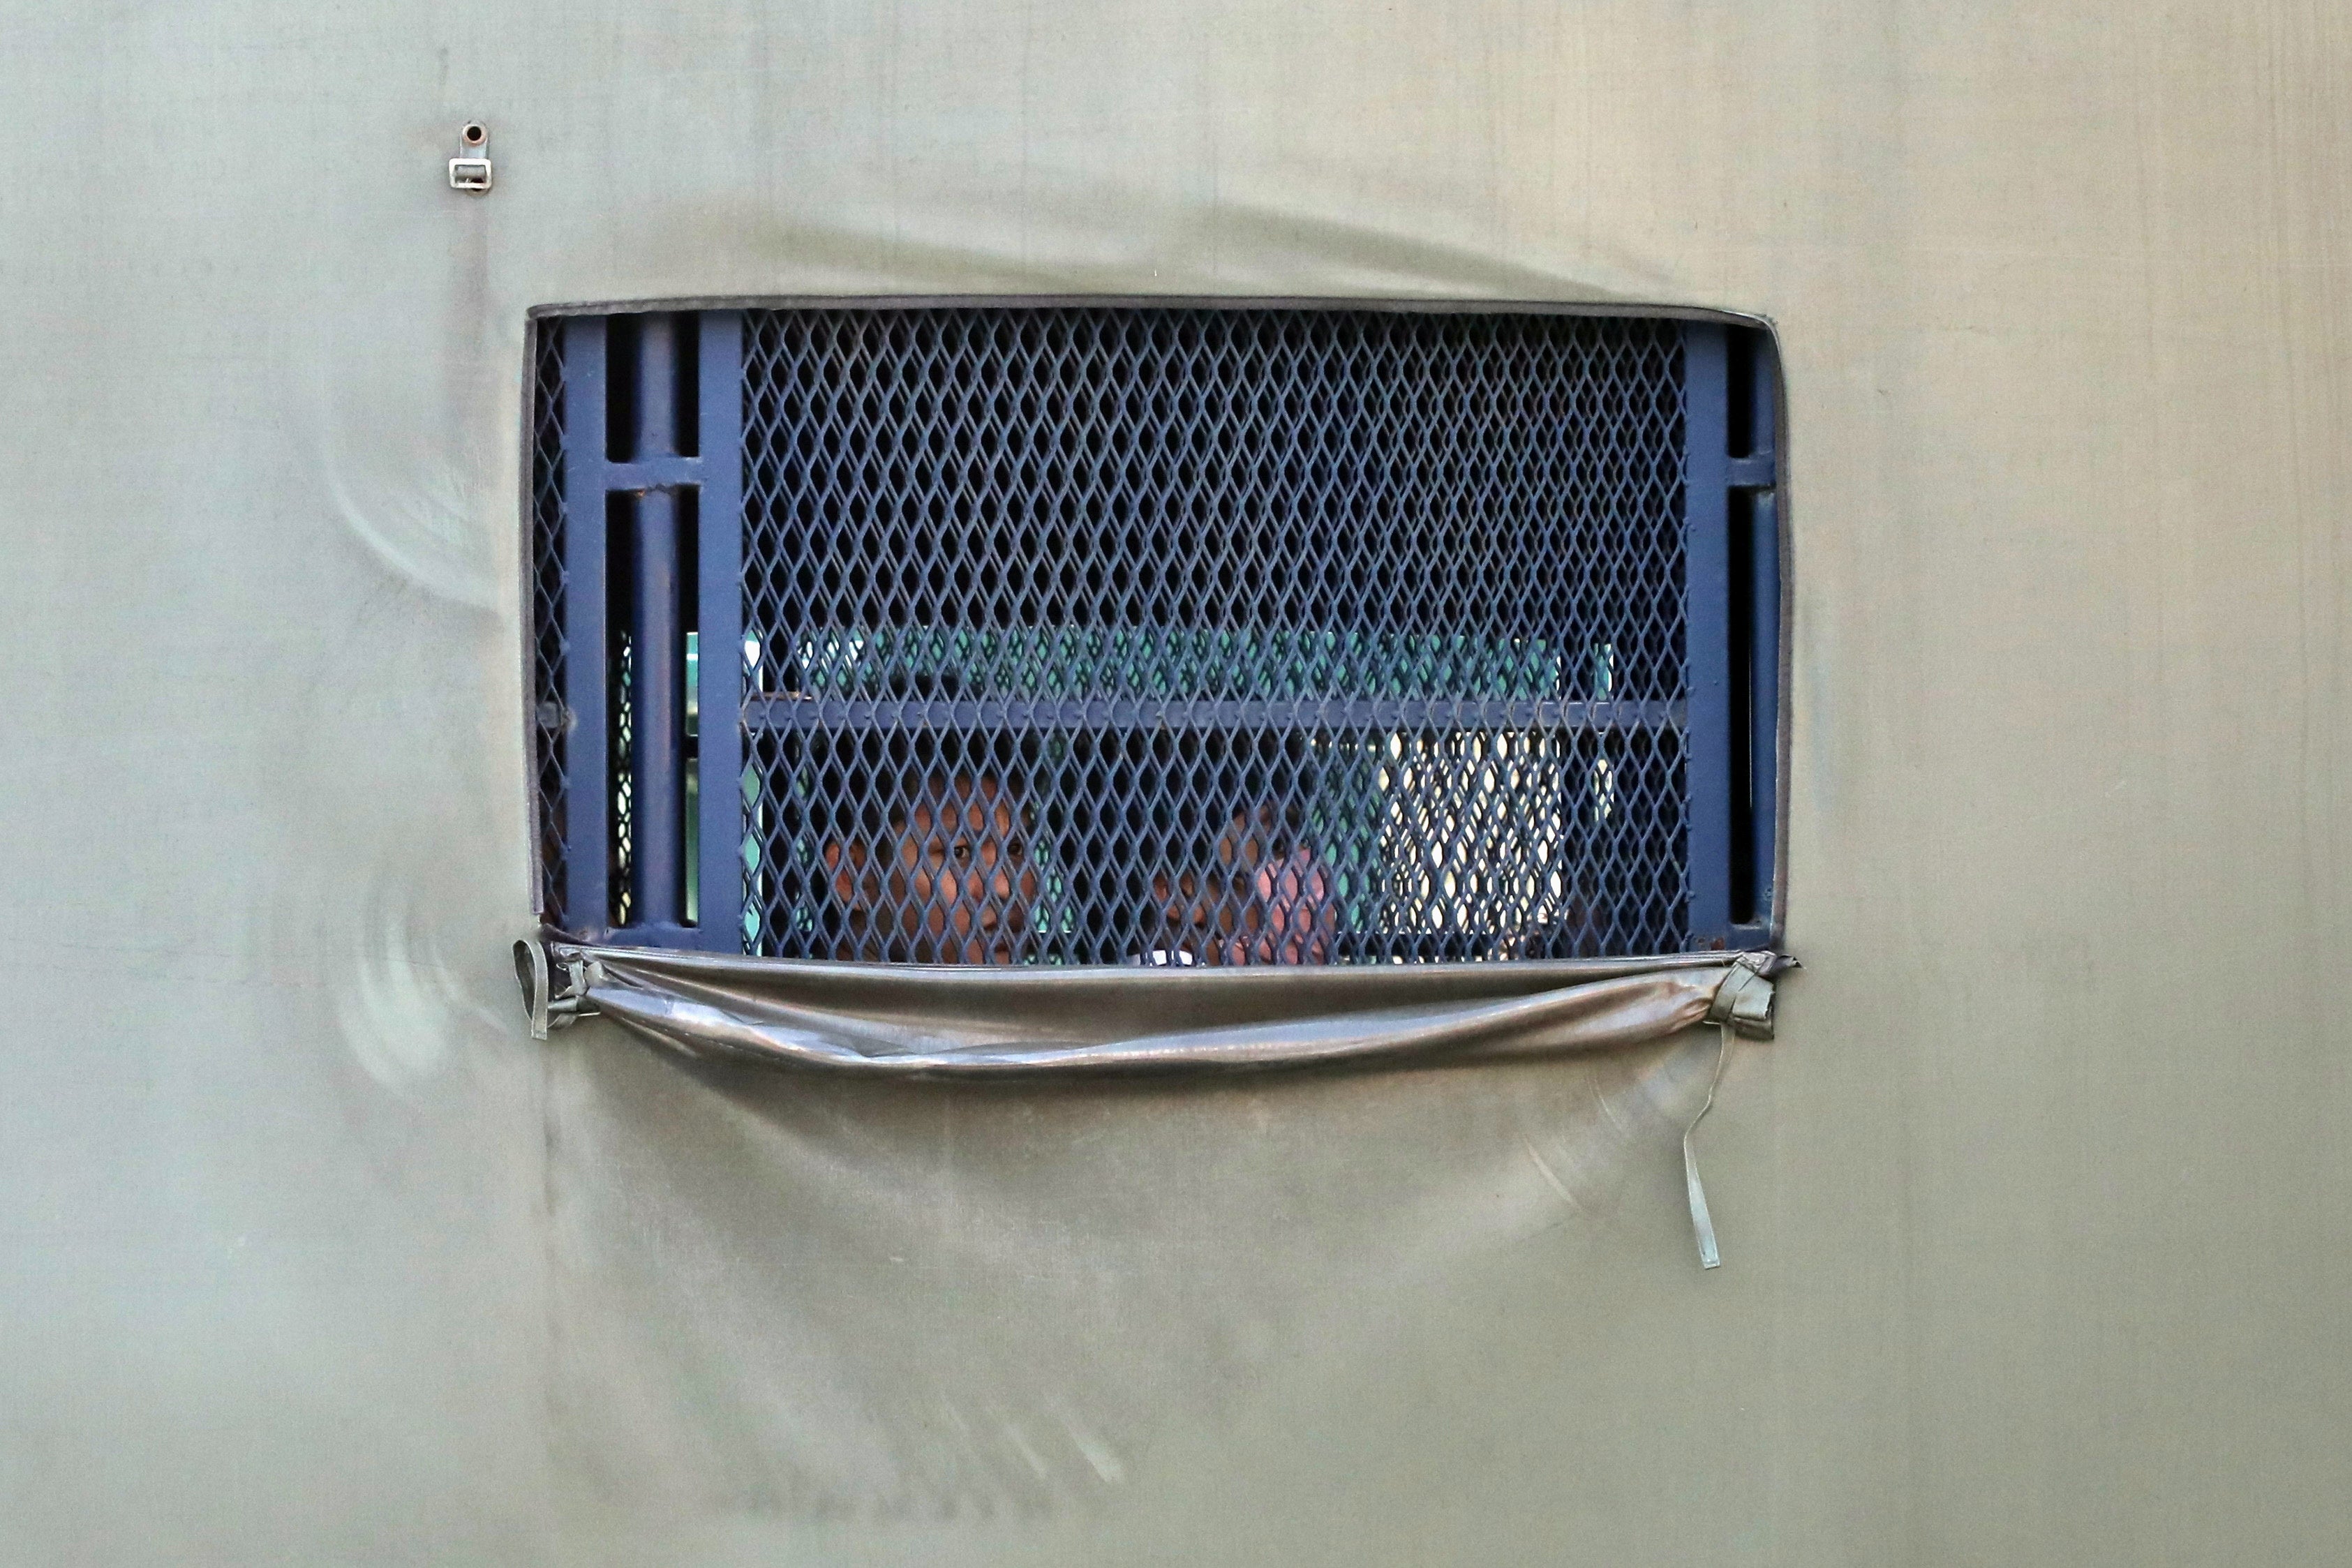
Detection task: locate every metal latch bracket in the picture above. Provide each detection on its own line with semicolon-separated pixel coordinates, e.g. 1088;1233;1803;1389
449;121;493;193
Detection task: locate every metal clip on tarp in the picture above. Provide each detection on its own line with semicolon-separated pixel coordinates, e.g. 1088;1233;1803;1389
514;937;602;1040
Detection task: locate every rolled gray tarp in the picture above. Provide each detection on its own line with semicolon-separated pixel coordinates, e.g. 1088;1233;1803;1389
516;936;1788;1078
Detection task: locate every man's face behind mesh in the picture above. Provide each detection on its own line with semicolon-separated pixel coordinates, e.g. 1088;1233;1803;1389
824;775;1038;964
1153;803;1337;966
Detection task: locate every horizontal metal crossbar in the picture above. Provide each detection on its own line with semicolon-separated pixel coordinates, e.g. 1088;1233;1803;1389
741;696;1687;732
600;456;705;492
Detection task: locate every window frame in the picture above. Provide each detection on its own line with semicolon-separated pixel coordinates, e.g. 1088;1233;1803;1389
523;298;1785;959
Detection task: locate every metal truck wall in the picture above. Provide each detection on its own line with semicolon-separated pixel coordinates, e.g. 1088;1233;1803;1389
3;3;2346;1564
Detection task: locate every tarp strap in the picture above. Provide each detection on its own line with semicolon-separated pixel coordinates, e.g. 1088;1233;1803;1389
1683;951;1781;1268
1682;1024;1732;1269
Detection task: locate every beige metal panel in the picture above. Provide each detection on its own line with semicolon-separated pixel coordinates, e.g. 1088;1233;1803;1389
0;1;2344;1562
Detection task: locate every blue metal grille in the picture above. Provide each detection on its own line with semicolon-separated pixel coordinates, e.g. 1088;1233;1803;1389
528;305;1778;960
528;320;570;925
738;308;1692;963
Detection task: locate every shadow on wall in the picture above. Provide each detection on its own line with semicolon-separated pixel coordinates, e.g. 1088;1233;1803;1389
539;1029;1725;1523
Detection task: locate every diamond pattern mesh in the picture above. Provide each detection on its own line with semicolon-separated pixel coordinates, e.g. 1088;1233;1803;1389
735;306;1690;964
610;632;636;928
528;320;569;925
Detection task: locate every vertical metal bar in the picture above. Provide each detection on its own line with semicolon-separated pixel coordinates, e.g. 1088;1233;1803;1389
630;490;685;927
1682;323;1733;948
637;313;678;456
1748;334;1782;938
560;318;611;936
695;312;746;952
1746;331;1780;455
1750;488;1782;935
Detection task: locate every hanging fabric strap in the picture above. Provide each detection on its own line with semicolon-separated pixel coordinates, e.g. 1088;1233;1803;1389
1682;1026;1731;1269
1685;953;1782;1268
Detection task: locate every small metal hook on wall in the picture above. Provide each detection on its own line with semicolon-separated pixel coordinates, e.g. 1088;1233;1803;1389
448;121;492;193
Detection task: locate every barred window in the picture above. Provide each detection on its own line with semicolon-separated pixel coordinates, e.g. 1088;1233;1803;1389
528;304;1780;964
